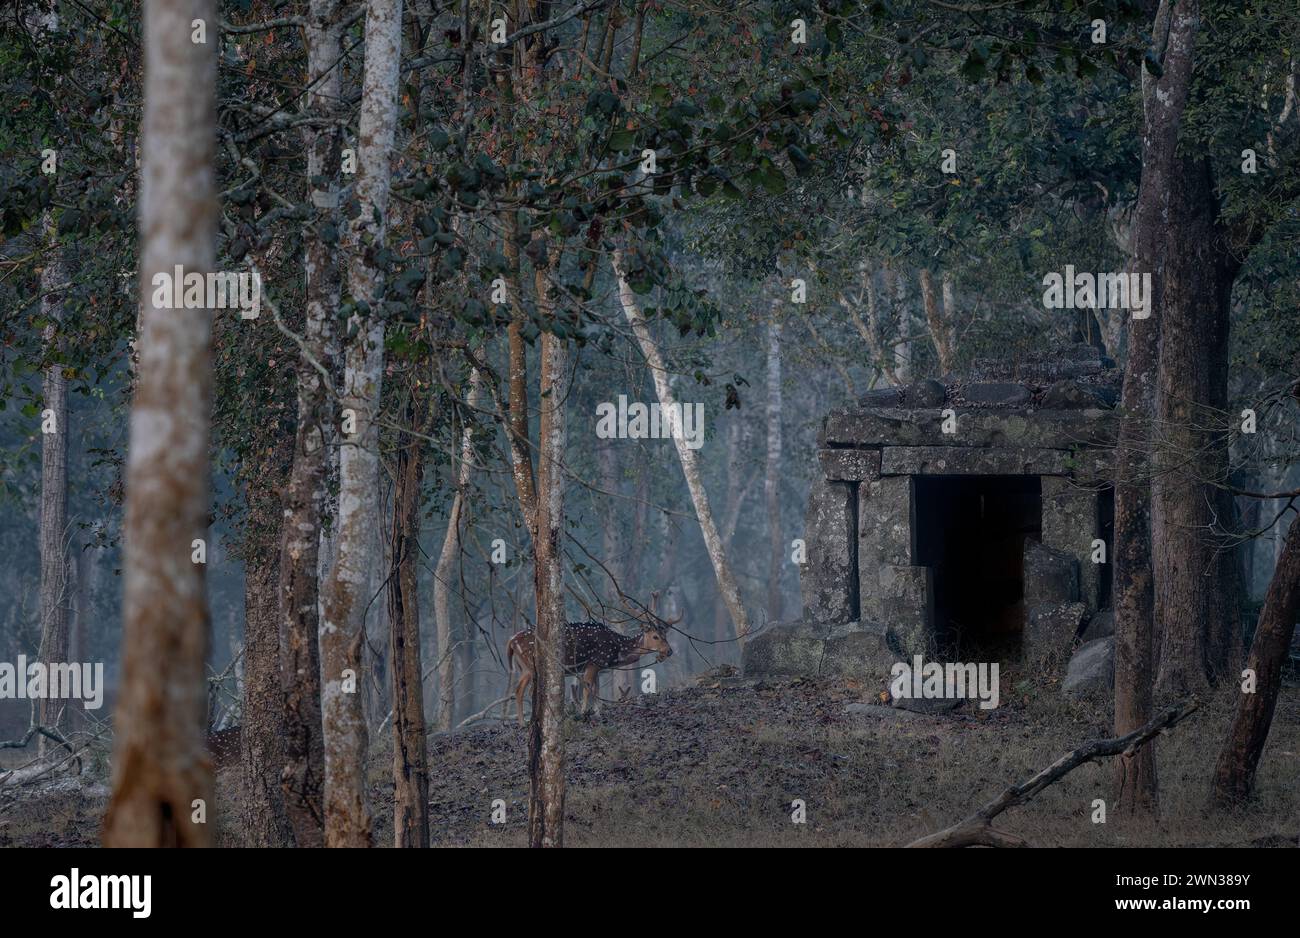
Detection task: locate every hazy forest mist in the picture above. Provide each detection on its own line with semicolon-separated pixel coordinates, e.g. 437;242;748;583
1;0;1299;864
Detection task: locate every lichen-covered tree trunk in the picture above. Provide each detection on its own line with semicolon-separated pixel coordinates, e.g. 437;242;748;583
764;320;783;623
319;0;403;848
239;508;294;846
38;209;69;753
614;249;752;647
434;368;484;731
276;0;342;849
1211;516;1300;805
527;324;568;849
889;266;912;384
1113;0;1198;816
103;0;216;848
388;395;429;847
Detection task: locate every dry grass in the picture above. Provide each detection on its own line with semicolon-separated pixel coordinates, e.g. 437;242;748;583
4;674;1298;848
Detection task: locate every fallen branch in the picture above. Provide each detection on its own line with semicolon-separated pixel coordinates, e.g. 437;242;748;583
0;724;85;786
452;696;513;730
906;700;1198;848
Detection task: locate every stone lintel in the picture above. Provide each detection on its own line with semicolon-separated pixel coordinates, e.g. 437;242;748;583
821;407;1116;450
880;446;1072;476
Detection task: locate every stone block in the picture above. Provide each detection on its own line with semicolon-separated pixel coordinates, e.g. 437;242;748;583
1023;539;1079;606
799;477;858;624
1041;476;1104;613
880;446;1073;476
880;564;933;656
818;448;882;482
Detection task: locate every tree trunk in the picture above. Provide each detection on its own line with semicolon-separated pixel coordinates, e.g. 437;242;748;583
240;513;294;847
434;369;485;731
596;436;632;697
918;268;955;376
615;250;751;647
764;320;783;623
319;0;403;848
388;395;430;847
1113;0;1199;816
890;266;912;384
38;209;69;754
277;0;342;852
1211;515;1300;805
102;0;216;848
527;323;568;849
1152;153;1241;696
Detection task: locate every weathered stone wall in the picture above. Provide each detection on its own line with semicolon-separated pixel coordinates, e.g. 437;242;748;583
749;352;1120;684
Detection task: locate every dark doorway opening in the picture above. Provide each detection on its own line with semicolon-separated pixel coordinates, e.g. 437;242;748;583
914;475;1042;660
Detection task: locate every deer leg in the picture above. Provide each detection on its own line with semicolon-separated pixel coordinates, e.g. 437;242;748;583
514;666;532;727
583;663;601;716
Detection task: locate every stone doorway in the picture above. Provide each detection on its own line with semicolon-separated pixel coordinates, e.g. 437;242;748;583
914;475;1042;661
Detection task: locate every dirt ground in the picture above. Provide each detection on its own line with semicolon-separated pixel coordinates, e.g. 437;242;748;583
4;670;1298;848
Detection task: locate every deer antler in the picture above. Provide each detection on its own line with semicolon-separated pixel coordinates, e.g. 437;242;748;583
648;590;683;626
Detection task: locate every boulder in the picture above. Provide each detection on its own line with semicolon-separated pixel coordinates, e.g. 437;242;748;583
859;388;902;407
1024;601;1087;667
742;622;825;678
1062;636;1114;698
900;379;947;408
1080;606;1114;643
1041;379;1105;410
963;382;1033;406
1023;539;1079;606
821;621;897;682
743;621;898;681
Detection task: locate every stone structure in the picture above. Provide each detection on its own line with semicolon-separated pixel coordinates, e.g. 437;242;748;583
745;346;1120;689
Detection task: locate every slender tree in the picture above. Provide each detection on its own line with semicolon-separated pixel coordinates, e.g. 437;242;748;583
103;0;217;848
320;0;404;848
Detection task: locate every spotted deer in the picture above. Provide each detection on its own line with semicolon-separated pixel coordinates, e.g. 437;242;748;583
506;593;678;724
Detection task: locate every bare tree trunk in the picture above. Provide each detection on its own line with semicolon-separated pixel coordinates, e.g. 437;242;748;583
764;320;783;623
527;322;568;849
320;0;403;848
434;369;484;731
715;418;749;661
1152;155;1241;696
1211;516;1300;805
389;395;430;847
918;268;955;376
614;249;752;647
240;507;294;846
890;266;912;384
103;0;216;848
1113;0;1199;816
276;0;341;851
38;209;69;755
596;436;632;697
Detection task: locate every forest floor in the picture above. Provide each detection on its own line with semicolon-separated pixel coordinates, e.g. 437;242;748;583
3;668;1299;848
